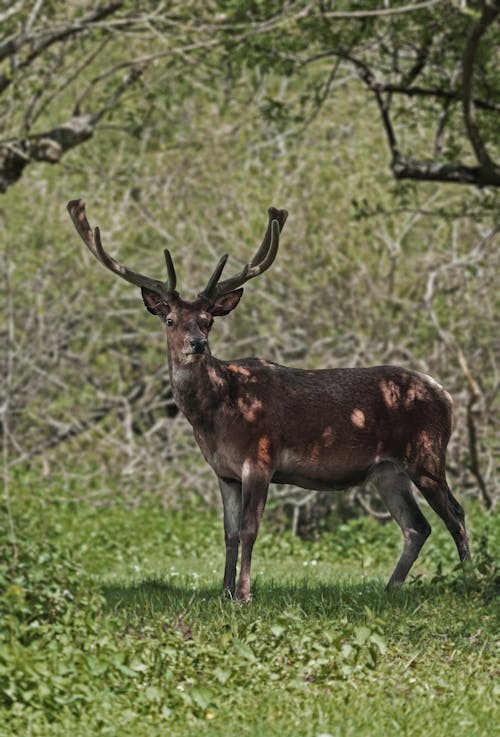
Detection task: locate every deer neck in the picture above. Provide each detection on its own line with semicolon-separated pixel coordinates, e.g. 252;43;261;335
167;349;227;428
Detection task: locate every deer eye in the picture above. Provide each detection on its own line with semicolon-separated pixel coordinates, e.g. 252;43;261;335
166;318;174;326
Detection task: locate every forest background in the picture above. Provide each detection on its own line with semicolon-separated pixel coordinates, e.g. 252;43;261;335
1;0;498;524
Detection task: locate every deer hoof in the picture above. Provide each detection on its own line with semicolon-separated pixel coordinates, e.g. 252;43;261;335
235;589;252;604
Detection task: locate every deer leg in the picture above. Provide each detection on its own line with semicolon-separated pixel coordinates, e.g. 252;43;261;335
218;477;242;598
412;469;471;564
370;462;431;589
236;470;269;603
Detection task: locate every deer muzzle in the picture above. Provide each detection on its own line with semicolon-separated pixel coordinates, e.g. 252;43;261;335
188;337;208;355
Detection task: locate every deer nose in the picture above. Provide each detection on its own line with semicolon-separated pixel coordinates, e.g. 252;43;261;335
190;338;208;354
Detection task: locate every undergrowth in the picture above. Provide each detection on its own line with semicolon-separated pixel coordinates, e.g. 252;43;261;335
0;492;498;737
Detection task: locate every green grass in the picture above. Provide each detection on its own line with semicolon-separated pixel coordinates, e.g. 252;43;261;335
1;484;499;737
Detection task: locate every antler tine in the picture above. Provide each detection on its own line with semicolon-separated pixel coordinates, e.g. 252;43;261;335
210;207;288;297
250;207;288;267
67;199;174;298
164;249;177;293
200;253;229;300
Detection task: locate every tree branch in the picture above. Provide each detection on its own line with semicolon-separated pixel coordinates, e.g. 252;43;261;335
457;350;493;509
0;61;147;192
346;45;500;187
0;2;123;94
374;82;500;113
462;0;500;171
312;1;442;19
0;2;23;26
392;157;500;186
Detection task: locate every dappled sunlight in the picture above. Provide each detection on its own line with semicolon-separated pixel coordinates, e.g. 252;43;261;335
351;408;366;428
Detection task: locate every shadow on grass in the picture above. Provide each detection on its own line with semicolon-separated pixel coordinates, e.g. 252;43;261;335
102;569;496;627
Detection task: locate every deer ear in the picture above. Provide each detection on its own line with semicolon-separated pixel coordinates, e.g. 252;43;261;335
210;288;243;317
141;287;170;317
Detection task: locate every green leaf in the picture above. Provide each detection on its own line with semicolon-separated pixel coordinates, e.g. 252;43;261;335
232;638;256;662
354;626;371;646
190;686;211;710
214;667;231;685
369;633;387;655
145;685;162;702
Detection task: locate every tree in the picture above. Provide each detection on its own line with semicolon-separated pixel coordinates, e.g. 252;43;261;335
0;1;214;192
2;2;499;193
213;0;500;188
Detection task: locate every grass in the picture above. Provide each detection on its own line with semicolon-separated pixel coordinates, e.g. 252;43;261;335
1;481;499;737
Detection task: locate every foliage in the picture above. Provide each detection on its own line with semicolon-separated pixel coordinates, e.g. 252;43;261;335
212;0;500;187
0;2;498;519
0;480;499;736
1;2;499;191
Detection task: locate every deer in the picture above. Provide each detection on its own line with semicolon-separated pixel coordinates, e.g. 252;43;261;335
67;199;471;602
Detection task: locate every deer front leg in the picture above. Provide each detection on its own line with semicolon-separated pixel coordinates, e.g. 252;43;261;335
218;477;242;598
236;469;269;603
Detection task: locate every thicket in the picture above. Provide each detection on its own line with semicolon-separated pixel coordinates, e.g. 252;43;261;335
1;1;498;528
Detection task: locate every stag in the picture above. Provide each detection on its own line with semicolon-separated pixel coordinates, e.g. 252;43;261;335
68;200;470;602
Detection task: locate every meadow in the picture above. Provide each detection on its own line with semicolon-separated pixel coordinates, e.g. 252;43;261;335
1;471;498;737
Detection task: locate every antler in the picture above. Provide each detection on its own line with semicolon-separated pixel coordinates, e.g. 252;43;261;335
67;199;176;299
200;207;288;300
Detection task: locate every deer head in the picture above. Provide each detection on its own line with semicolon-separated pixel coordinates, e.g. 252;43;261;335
67;200;288;365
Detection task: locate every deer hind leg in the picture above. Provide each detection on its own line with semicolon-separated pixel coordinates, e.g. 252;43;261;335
370;462;431;589
411;466;471;565
218;477;243;598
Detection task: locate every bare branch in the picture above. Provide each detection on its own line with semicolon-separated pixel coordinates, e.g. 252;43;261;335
0;2;23;26
434;99;452;157
320;1;442;19
343;42;500;188
0;60;147;192
392;158;500;186
0;2;122;63
30;37;111;127
25;0;45;33
372;83;500;113
458;350;493;509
